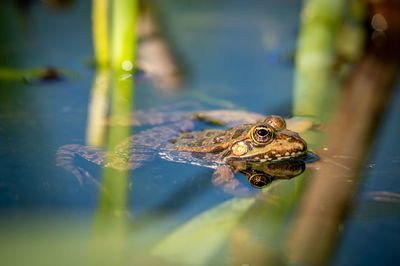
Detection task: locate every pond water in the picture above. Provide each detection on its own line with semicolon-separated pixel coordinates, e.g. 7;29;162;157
0;1;399;266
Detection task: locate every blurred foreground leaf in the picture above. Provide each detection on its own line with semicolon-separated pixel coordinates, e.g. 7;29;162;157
153;197;256;265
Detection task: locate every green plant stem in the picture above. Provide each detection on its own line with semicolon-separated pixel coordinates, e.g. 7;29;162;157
89;1;138;265
92;0;110;67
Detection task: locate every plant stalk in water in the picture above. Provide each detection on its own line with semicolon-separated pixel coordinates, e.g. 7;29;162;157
89;1;138;265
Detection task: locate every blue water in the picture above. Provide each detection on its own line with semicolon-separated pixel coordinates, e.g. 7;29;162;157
333;86;400;266
0;0;299;208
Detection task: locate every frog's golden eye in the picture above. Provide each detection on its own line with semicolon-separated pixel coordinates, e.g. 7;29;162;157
250;125;274;144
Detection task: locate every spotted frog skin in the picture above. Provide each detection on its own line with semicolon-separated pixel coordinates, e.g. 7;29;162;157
57;108;311;192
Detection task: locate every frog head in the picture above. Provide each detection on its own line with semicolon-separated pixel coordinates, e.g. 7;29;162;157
223;115;307;163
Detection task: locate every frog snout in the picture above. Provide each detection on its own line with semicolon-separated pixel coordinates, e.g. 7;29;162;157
285;135;307;153
299;138;307;152
295;139;307;154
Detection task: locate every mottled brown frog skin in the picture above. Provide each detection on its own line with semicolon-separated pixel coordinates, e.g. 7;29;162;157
171;115;307;164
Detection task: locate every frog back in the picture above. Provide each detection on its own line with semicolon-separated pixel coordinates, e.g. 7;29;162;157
171;124;251;153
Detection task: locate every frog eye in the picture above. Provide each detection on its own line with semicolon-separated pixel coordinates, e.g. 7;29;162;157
250;125;274;144
247;174;272;188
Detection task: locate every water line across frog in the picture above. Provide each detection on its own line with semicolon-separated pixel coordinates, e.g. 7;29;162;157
57;109;315;193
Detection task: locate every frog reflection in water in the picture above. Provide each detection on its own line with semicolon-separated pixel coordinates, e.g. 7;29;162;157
57;109;312;193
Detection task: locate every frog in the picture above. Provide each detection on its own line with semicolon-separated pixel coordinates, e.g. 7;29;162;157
57;106;315;193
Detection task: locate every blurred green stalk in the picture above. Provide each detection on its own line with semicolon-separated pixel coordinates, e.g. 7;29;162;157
87;0;111;146
89;0;138;265
110;0;138;71
293;0;347;122
92;0;110;67
86;68;110;146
